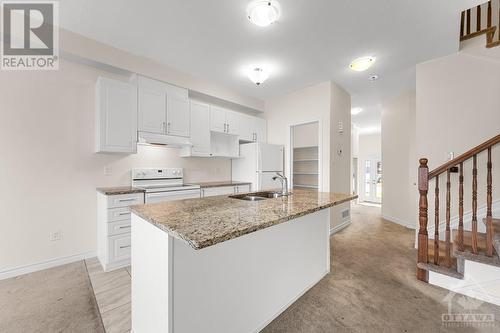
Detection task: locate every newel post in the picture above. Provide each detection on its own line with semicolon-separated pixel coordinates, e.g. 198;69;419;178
417;158;429;282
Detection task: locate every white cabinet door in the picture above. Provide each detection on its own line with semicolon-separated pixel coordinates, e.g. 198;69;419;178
167;95;190;137
189;101;211;156
96;77;137;153
210;106;226;133
138;76;167;134
225;110;239;135
254;117;267;143
237;114;254;141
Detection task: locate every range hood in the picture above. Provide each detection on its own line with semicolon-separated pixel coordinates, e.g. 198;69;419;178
138;131;193;148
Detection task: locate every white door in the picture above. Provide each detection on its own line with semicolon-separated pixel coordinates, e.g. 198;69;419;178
258;144;284;172
225;111;239;135
254;118;267;143
167;95;190;137
237;114;254;141
96;77;137;153
363;158;382;203
258;172;282;191
210;106;226;133
138;77;167;134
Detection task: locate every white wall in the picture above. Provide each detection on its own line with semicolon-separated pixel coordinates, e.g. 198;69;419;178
416;51;500;235
381;91;416;228
0;60;246;275
264;81;352;231
357;133;382;203
265;82;332;192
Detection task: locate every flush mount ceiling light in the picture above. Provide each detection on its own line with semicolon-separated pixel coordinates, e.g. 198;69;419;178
248;67;269;85
349;56;376;72
247;0;281;27
351;107;363;115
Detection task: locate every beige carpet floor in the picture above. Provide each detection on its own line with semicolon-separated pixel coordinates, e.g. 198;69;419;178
262;205;500;332
0;261;104;333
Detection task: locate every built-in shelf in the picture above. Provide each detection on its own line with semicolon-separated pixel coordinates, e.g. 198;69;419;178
293;184;319;189
293;159;319;162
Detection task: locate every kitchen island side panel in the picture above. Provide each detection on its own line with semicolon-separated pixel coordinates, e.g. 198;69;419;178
172;208;330;333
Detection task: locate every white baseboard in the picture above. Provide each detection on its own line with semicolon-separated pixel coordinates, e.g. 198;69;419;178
330;219;351;235
0;251;97;280
382;214;415;229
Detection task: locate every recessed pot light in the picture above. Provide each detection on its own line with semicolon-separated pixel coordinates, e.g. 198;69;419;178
247;0;281;27
351;108;363;115
349;56;376;72
248;68;269;85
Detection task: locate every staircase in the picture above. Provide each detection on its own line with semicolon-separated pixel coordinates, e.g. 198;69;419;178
416;134;500;289
460;1;500;48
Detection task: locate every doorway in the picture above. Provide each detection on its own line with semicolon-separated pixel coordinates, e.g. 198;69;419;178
363;158;382;203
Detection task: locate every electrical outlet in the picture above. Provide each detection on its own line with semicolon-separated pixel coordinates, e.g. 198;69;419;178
50;231;62;241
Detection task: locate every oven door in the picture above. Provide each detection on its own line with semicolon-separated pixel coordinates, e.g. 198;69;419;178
145;189;201;204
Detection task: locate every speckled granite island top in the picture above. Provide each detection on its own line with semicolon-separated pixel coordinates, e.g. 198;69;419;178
130;189;357;250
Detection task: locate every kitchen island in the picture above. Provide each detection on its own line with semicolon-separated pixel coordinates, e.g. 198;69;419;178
130;189;356;333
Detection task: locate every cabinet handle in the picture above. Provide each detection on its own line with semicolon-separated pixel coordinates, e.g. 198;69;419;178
120;245;131;249
227;123;229;132
119;226;131;229
118;198;136;202
162;122;166;133
167;122;171;133
118;212;131;216
224;123;227;133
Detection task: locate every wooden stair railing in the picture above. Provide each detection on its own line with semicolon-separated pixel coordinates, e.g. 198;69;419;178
417;134;500;282
460;1;500;48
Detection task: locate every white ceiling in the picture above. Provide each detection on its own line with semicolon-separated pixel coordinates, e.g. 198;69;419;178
59;0;479;129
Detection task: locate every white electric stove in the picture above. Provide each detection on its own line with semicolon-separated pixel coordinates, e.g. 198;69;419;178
132;168;201;204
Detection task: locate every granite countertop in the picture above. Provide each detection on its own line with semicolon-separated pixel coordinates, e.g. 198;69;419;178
194;181;252;188
96;186;145;195
130;189;357;250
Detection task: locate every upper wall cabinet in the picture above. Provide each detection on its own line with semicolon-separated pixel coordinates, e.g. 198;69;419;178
210;106;239;135
236;114;267;143
138;76;189;137
95;77;138;154
183;100;211;157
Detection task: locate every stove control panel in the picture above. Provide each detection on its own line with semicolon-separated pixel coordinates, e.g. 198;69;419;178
132;168;183;180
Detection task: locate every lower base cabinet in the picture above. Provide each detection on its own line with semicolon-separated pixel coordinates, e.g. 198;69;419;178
97;192;144;271
201;184;251;197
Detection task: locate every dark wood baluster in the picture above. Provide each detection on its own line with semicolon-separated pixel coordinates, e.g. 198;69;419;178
461;11;465;37
486;147;493;256
458;162;464;251
477;5;481;32
472;154;478;254
488;1;492;27
467;9;471;35
417;159;429;282
446;170;452;267
434;175;439;265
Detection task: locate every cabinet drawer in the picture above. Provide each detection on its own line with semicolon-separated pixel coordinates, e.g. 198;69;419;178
202;186;235;197
109;234;131;263
107;206;132;222
107;193;143;208
108;220;131;236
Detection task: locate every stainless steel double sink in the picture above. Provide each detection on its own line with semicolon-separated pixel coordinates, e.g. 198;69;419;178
229;191;292;201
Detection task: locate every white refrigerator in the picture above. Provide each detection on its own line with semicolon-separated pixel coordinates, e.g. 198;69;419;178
232;143;284;191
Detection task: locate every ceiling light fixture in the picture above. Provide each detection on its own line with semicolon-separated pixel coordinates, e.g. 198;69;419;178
247;0;281;27
349;56;376;72
248;67;269;85
351;108;363;115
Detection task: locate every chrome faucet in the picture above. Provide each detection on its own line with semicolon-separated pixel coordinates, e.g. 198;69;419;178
272;172;289;196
